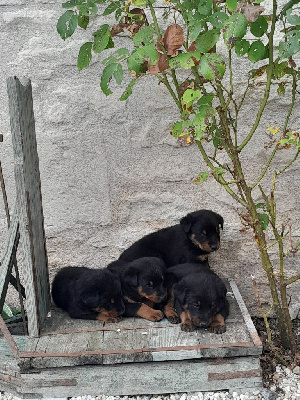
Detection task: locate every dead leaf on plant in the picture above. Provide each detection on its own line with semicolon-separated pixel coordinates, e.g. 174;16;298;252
179;80;195;95
239;3;265;22
177;134;194;146
147;52;169;75
163;24;184;56
111;8;148;37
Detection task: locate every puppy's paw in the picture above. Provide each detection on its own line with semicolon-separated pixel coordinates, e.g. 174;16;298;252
148;309;164;322
106;316;123;323
165;309;180;324
181;322;195;332
210;322;226;334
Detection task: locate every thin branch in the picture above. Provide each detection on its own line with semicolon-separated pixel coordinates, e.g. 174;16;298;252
238;0;277;152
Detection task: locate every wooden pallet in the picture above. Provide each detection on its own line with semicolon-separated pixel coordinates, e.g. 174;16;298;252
0;280;263;398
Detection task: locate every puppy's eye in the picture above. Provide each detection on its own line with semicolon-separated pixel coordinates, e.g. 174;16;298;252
202;230;206;235
111;298;115;304
147;281;153;287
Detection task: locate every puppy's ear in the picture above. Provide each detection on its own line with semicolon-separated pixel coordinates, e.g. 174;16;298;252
180;214;193;233
215;212;224;230
123;265;138;287
173;281;187;307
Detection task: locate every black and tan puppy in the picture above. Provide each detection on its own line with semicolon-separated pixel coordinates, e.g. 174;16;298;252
108;257;167;322
119;210;223;267
51;267;125;322
164;263;229;333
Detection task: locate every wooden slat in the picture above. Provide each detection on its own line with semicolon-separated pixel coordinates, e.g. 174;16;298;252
0;212;19;311
7;76;50;337
6;356;262;398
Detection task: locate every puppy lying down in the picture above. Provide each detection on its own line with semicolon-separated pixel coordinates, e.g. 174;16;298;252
164;262;229;333
51;267;125;322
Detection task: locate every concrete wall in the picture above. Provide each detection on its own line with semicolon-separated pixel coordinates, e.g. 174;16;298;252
0;0;299;315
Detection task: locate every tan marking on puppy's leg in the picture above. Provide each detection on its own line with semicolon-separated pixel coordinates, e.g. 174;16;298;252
180;309;195;332
164;300;180;324
137;304;164;321
95;309;122;323
209;313;226;334
143;299;155;308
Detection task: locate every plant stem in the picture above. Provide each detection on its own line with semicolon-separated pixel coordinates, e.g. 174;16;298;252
238;0;277;152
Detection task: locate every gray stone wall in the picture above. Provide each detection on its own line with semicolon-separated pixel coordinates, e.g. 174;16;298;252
0;0;299;315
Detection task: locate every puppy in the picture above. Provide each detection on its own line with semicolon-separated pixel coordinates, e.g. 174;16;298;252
164;262;229;333
119;210;223;267
51;267;125;322
108;257;167;322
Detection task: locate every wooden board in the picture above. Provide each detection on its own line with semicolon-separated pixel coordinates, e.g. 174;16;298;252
7;77;50;337
0;356;262;399
18;280;262;370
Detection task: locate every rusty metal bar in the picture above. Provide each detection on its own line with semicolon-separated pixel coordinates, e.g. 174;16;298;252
208;369;261;381
19;341;255;359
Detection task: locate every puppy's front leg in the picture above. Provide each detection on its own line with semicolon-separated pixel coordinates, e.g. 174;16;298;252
180;310;195;332
163;291;180;324
209;299;229;334
125;302;164;321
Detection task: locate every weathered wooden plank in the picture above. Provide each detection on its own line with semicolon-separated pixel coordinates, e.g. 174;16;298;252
0;212;19;311
8;356;262;398
229;280;262;347
7;76;50;337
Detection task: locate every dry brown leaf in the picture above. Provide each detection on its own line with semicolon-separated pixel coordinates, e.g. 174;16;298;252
147;52;169;75
110;23;126;37
240;3;265;22
162;24;184;56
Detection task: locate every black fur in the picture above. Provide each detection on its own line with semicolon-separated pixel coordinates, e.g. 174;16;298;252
164;262;229;333
119;210;223;267
51;267;125;322
108;257;167;321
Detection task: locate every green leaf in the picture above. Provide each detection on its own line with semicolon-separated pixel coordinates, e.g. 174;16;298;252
223;13;248;47
57;10;78;40
194;172;209;184
78;13;89;29
198;0;213;16
273;61;288;78
197;93;214;105
286;7;300;24
196;29;219;53
279;30;300;59
192;114;207;139
182;89;201;104
258;213;269;230
198;104;216;118
171;121;184;137
226;0;238;12
2;303;14;320
248;41;266;62
189;22;204;42
62;0;84;8
133;25;154;46
209;11;228;28
235;39;250;56
77;42;93;70
199;53;225;80
113;63;123;84
250;16;268;37
102;48;130;66
93;25;114;54
100;63;122;96
103;1;121;16
169;52;201;69
120;79;136;101
280;0;300;17
277;83;286;95
136;44;158;65
78;0;98;16
127;51;147;75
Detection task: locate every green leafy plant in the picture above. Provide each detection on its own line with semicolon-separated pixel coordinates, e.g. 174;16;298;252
1;302;21;321
56;0;300;354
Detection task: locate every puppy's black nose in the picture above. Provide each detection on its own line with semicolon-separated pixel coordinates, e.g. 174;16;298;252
210;244;218;251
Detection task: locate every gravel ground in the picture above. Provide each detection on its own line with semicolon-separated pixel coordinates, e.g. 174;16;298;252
0;365;299;400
